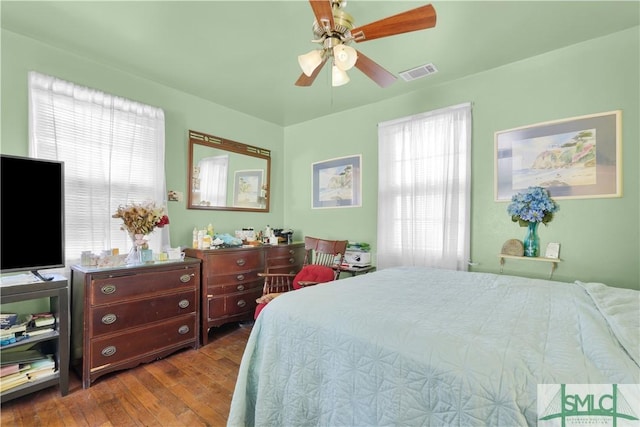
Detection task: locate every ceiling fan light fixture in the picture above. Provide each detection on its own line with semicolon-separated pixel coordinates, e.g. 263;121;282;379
331;65;350;87
333;44;357;71
298;49;324;76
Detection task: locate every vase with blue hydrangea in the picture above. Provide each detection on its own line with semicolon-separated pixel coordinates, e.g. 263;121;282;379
507;186;559;257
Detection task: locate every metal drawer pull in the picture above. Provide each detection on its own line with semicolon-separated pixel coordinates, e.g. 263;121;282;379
236;258;246;266
178;325;190;334
101;314;117;324
288;257;295;264
178;299;190;309
288;249;294;255
101;346;117;357
180;273;194;283
237;299;247;308
236;274;245;281
101;285;116;294
236;284;245;291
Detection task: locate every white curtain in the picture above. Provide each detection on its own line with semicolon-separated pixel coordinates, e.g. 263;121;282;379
377;102;471;270
28;71;168;269
197;155;229;206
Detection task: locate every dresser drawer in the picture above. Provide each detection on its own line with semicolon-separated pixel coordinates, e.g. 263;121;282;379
90;314;197;368
266;245;302;258
90;290;197;336
206;288;262;320
265;244;304;274
90;266;198;305
207;279;263;295
204;250;263;275
206;270;262;288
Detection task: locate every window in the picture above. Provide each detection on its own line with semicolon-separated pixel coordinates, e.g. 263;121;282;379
377;103;471;270
196;154;229;206
28;71;168;269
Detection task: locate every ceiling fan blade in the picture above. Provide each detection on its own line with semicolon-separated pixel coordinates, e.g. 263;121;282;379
295;57;329;87
354;50;397;88
308;0;334;32
350;4;437;43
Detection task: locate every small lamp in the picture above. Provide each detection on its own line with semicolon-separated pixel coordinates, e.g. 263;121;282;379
298;50;323;76
332;65;350;87
333;44;357;71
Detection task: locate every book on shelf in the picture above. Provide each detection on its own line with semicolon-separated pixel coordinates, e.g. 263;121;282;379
0;323;29;346
0;313;19;329
25;355;56;380
0;354;55;392
0;349;47;365
0;372;29;392
0;363;26;378
25;326;56;337
26;312;56;328
27;367;56;381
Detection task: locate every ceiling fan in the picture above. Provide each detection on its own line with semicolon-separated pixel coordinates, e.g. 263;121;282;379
295;0;437;88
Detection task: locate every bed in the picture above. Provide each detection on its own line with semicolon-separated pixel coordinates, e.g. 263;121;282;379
227;267;640;426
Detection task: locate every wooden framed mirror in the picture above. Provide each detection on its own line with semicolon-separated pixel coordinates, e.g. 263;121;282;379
188;130;270;212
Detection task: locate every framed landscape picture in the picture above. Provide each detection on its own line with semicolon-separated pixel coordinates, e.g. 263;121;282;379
312;155;361;209
495;110;621;201
233;169;263;208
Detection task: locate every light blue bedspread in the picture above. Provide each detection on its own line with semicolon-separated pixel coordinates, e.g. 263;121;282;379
228;267;640;426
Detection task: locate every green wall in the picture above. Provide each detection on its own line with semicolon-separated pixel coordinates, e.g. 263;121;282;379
2;27;638;289
1;30;287;248
284;27;639;289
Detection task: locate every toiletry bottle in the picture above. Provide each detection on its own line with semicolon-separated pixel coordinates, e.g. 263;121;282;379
192;227;198;249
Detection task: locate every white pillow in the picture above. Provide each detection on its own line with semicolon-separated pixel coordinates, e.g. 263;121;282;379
576;280;640;367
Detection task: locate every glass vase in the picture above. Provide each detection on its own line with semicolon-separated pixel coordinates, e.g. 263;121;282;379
127;233;147;264
523;222;540;257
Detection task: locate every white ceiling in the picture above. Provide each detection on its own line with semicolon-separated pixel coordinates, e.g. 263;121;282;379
2;1;638;127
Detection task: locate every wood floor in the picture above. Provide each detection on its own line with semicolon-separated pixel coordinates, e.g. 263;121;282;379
0;322;252;427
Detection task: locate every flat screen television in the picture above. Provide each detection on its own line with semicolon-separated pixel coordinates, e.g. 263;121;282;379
1;154;65;280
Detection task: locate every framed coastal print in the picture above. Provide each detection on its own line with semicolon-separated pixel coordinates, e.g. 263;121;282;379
495;110;621;201
312;155;361;209
233;169;263;208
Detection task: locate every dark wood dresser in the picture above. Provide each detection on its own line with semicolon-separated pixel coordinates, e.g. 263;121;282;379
70;259;201;388
184;243;304;345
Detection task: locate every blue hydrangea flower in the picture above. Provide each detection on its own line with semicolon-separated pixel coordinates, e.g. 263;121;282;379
507;186;559;226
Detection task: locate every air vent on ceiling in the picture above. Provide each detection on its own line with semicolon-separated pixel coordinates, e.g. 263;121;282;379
399;63;438;82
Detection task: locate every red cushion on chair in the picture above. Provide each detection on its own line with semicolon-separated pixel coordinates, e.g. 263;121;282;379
254;302;267;319
292;265;336;290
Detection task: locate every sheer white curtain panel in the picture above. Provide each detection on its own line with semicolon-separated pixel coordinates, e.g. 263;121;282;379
197;155;229;206
28;71;168;269
377;103;471;271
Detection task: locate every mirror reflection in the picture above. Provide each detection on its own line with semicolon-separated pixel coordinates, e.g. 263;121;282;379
188;130;270;212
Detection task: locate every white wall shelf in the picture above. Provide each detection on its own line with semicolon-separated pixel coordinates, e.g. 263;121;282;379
498;254;562;279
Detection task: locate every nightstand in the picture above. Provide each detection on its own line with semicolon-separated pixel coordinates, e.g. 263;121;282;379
340;265;376;277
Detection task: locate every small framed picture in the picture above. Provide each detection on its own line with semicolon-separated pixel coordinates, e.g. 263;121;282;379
545;242;561;259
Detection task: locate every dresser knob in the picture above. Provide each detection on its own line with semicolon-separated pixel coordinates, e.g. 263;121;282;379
101;346;117;357
236;274;245;281
178;325;190;335
236;284;245;291
101;313;117;324
288;249;294;255
179;273;194;283
178;299;190;309
237;299;247;308
288;257;295;264
101;284;116;294
236;258;246;266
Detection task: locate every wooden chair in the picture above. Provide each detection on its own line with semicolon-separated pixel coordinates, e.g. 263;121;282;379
254;236;348;318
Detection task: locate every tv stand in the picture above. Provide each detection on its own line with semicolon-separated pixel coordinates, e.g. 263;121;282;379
0;275;69;403
31;270;54;281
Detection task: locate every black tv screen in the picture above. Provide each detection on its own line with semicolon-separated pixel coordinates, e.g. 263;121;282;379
1;154;65;276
